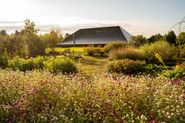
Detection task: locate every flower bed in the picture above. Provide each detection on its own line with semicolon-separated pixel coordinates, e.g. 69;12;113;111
0;69;184;122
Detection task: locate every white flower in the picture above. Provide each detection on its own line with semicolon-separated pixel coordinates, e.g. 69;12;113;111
141;115;145;120
168;116;171;118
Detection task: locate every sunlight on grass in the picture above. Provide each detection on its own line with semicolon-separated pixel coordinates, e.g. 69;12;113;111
46;47;84;52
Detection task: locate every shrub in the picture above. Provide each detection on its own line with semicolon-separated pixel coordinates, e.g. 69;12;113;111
44;57;77;74
8;56;45;71
64;48;71;53
0;55;10;69
83;44;96;56
107;59;145;74
109;47;145;60
144;64;171;73
83;45;104;56
140;41;177;63
161;62;185;80
94;45;104;56
29;49;45;57
103;41;127;54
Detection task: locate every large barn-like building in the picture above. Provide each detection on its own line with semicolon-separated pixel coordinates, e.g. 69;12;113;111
57;26;131;47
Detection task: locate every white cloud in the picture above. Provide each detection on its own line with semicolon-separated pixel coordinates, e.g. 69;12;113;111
1;16;153;37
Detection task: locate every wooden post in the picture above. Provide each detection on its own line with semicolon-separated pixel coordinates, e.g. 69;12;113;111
73;34;75;54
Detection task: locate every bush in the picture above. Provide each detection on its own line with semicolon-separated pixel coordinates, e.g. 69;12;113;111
107;59;145;74
103;41;127;54
144;64;171;73
0;55;10;69
48;51;60;55
140;41;177;63
161;62;185;80
109;47;145;60
8;56;45;71
29;49;45;57
83;45;104;56
64;48;71;53
44;57;77;74
83;44;96;56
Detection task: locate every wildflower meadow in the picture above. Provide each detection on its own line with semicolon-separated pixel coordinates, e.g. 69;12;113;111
0;68;184;122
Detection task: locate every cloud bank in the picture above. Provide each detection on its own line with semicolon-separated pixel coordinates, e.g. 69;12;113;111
0;17;155;37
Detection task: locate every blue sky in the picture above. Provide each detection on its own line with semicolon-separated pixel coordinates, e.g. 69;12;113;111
0;0;184;37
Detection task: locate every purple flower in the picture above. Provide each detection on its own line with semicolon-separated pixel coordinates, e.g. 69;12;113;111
20;99;23;103
15;101;18;105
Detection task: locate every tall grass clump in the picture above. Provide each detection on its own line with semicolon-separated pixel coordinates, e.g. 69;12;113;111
0;69;184;122
83;45;104;56
103;41;127;54
109;47;145;60
140;41;177;63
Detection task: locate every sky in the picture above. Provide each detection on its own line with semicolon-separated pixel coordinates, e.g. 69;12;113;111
0;0;185;38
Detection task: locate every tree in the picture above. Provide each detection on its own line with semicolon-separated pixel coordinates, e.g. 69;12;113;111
176;32;185;47
14;30;19;36
64;33;70;38
48;30;61;51
23;19;39;35
128;35;148;47
0;30;7;36
148;33;163;43
166;31;177;45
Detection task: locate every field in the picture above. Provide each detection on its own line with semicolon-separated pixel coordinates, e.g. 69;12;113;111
0;45;185;122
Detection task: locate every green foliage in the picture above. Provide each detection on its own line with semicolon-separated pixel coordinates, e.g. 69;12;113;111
162;62;185;80
128;35;148;47
83;45;104;56
103;41;127;54
83;44;95;56
23;19;39;34
140;41;177;63
162;68;185;80
166;31;177;45
0;50;10;68
64;48;71;53
44;56;77;74
109;47;145;60
108;59;145;74
0;19;64;58
8;56;45;72
144;64;171;73
176;32;185;47
148;33;163;43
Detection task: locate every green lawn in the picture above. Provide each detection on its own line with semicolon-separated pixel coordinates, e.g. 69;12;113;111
46;47;84;52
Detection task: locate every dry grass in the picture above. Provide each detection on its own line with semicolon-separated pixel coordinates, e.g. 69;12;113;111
109;47;145;60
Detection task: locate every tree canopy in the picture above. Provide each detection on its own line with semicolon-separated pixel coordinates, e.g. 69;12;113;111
128;35;148;47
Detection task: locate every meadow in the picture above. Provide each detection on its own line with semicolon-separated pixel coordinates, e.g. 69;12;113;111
0;41;185;122
0;68;184;123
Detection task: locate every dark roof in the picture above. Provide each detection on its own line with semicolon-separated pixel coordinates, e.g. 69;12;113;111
57;26;131;47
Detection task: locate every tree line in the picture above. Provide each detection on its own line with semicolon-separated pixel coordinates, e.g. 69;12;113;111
129;31;185;48
0;19;69;58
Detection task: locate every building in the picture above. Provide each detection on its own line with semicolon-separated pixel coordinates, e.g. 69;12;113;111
57;26;131;47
